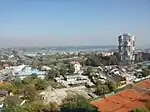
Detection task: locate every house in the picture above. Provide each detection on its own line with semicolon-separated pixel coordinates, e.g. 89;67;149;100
41;66;51;71
11;64;46;80
63;75;90;85
3;64;9;69
0;91;8;97
70;61;82;74
74;62;81;74
91;79;150;112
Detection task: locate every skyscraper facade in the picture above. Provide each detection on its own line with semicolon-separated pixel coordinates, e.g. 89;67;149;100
118;33;135;64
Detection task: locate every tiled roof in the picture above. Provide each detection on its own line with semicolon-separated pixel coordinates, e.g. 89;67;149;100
92;98;123;112
112;108;128;112
135;79;150;89
117;89;145;101
91;79;150;112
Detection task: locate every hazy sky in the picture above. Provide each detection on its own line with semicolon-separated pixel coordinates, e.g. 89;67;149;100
0;0;150;48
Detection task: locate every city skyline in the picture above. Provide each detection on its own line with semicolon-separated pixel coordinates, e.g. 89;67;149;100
0;0;150;48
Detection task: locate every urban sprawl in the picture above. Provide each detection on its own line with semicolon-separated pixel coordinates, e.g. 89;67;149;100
0;33;150;112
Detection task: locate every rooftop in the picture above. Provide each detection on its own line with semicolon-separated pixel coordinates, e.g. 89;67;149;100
135;79;150;89
91;79;150;112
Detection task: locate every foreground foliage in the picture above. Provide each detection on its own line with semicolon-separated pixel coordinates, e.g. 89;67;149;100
61;95;98;112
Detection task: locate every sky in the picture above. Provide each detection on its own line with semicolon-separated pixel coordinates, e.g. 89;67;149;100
0;0;150;48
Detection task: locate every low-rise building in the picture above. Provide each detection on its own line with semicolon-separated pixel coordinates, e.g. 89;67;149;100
70;61;82;74
11;64;46;80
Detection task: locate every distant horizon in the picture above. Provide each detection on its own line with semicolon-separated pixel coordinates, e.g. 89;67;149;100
0;0;150;47
0;45;149;50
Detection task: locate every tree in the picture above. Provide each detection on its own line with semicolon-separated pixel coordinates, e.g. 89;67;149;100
95;80;103;86
85;55;101;67
142;68;150;77
31;73;38;79
24;85;37;101
3;96;25;112
95;85;110;96
10;79;24;94
47;68;60;80
105;81;117;91
86;67;93;75
22;100;45;112
42;102;59;112
109;55;119;65
22;76;35;85
3;104;25;112
148;65;150;70
0;82;12;92
59;68;67;76
35;78;47;91
62;95;98;112
113;52;120;62
68;64;75;73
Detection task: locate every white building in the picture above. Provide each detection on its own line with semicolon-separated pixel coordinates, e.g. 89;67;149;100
118;33;135;65
70;61;82;74
64;75;90;85
74;62;82;74
41;66;51;71
11;64;46;80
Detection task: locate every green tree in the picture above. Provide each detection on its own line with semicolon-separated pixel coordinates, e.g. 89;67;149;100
3;104;25;112
24;85;37;101
95;85;110;96
22;76;35;85
35;78;47;91
109;55;119;65
3;96;25;112
62;95;98;112
22;100;44;112
105;81;117;91
68;64;75;73
47;68;60;80
148;65;150;70
59;68;67;76
42;102;59;112
10;79;24;94
0;83;12;91
85;55;101;67
86;67;93;75
142;68;150;77
31;73;38;79
95;80;103;86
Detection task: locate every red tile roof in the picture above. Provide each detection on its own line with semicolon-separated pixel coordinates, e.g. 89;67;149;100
124;100;146;110
91;79;150;112
135;79;150;89
117;89;145;101
112;108;128;112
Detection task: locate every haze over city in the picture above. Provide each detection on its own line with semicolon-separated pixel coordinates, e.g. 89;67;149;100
0;0;150;48
1;1;150;112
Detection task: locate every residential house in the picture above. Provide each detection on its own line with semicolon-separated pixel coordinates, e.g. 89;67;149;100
11;64;46;80
70;61;82;74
